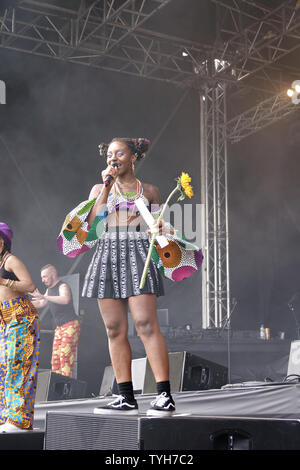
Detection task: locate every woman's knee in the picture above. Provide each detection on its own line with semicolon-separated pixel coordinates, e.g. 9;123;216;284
105;320;127;341
134;317;158;338
98;299;128;341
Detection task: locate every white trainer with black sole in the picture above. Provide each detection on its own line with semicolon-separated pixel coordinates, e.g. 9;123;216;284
146;392;176;417
94;395;139;415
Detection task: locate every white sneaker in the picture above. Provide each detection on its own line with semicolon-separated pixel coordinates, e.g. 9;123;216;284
146;392;176;417
94;395;138;415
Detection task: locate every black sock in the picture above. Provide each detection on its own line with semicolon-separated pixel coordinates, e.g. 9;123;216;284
156;380;171;396
117;381;135;402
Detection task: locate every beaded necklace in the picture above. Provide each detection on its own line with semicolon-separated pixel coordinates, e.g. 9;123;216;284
113;179;142;223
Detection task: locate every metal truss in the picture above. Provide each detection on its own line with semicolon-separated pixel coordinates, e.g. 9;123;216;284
2;2;299;111
227;89;300;142
200;84;230;329
0;1;177;77
211;0;300;82
0;1;299;118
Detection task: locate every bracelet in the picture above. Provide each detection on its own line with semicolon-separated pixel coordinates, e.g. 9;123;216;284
5;279;15;289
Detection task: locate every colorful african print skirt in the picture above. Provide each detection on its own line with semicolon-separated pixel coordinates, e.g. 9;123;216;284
51;319;80;378
0;297;40;430
82;230;164;299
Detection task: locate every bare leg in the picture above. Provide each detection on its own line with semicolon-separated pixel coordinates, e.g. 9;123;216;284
129;294;169;382
97;298;132;383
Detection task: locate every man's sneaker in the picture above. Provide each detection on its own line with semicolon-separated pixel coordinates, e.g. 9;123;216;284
94;395;138;415
146;392;176;416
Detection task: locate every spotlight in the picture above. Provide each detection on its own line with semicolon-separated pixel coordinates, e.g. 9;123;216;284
288;80;300;104
295;83;300;93
182;51;188;57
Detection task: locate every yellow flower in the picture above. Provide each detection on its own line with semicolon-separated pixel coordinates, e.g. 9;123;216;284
179;172;194;198
184;185;194;198
180;172;191;188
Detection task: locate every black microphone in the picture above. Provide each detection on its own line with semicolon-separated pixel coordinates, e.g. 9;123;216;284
104;163;118;186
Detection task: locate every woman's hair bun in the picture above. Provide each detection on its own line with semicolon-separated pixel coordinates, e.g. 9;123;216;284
98;142;109;157
98;137;151;160
131;138;150;160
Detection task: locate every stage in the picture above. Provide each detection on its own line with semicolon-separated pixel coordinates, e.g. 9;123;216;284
2;381;300;451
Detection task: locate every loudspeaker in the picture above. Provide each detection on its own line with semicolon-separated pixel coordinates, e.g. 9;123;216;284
44;412;300;450
140;415;300;450
45;413;139;450
99;352;228;395
143;351;228;393
36;370;87;402
287;340;300;376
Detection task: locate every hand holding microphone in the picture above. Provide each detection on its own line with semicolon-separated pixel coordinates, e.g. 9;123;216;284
102;162;119;187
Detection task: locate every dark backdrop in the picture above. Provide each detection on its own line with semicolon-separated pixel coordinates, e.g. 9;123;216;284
0;44;299;394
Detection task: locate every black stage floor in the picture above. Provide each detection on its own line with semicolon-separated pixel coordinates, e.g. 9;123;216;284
33;381;300;432
2;383;300;451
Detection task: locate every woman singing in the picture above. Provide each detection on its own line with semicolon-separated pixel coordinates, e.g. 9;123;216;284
85;137;175;415
58;137;202;415
0;222;40;432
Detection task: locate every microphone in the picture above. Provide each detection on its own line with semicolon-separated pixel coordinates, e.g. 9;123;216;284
104;163;118;186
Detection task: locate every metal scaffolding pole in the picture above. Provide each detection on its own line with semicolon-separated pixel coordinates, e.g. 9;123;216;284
200;83;230;328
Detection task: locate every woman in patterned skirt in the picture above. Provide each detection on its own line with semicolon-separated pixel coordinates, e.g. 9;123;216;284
0;222;40;432
83;137;176;416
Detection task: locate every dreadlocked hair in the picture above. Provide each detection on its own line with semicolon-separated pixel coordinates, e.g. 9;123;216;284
98;137;150;161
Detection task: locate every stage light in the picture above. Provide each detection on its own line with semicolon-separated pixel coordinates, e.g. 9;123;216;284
295;83;300;93
288;80;300;104
182;51;188;57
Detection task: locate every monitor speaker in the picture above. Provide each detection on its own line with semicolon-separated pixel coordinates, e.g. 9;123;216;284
36;370;87;402
143;351;228;393
139;415;300;450
99;352;228;395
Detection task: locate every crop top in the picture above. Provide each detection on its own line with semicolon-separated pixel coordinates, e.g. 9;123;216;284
0;255;19;281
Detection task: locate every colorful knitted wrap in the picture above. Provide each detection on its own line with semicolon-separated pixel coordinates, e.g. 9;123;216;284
57;198;203;282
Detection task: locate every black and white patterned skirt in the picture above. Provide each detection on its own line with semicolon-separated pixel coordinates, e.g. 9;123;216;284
82;230;164;299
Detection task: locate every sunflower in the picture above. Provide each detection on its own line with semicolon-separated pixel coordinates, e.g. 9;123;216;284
180;171;191;188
